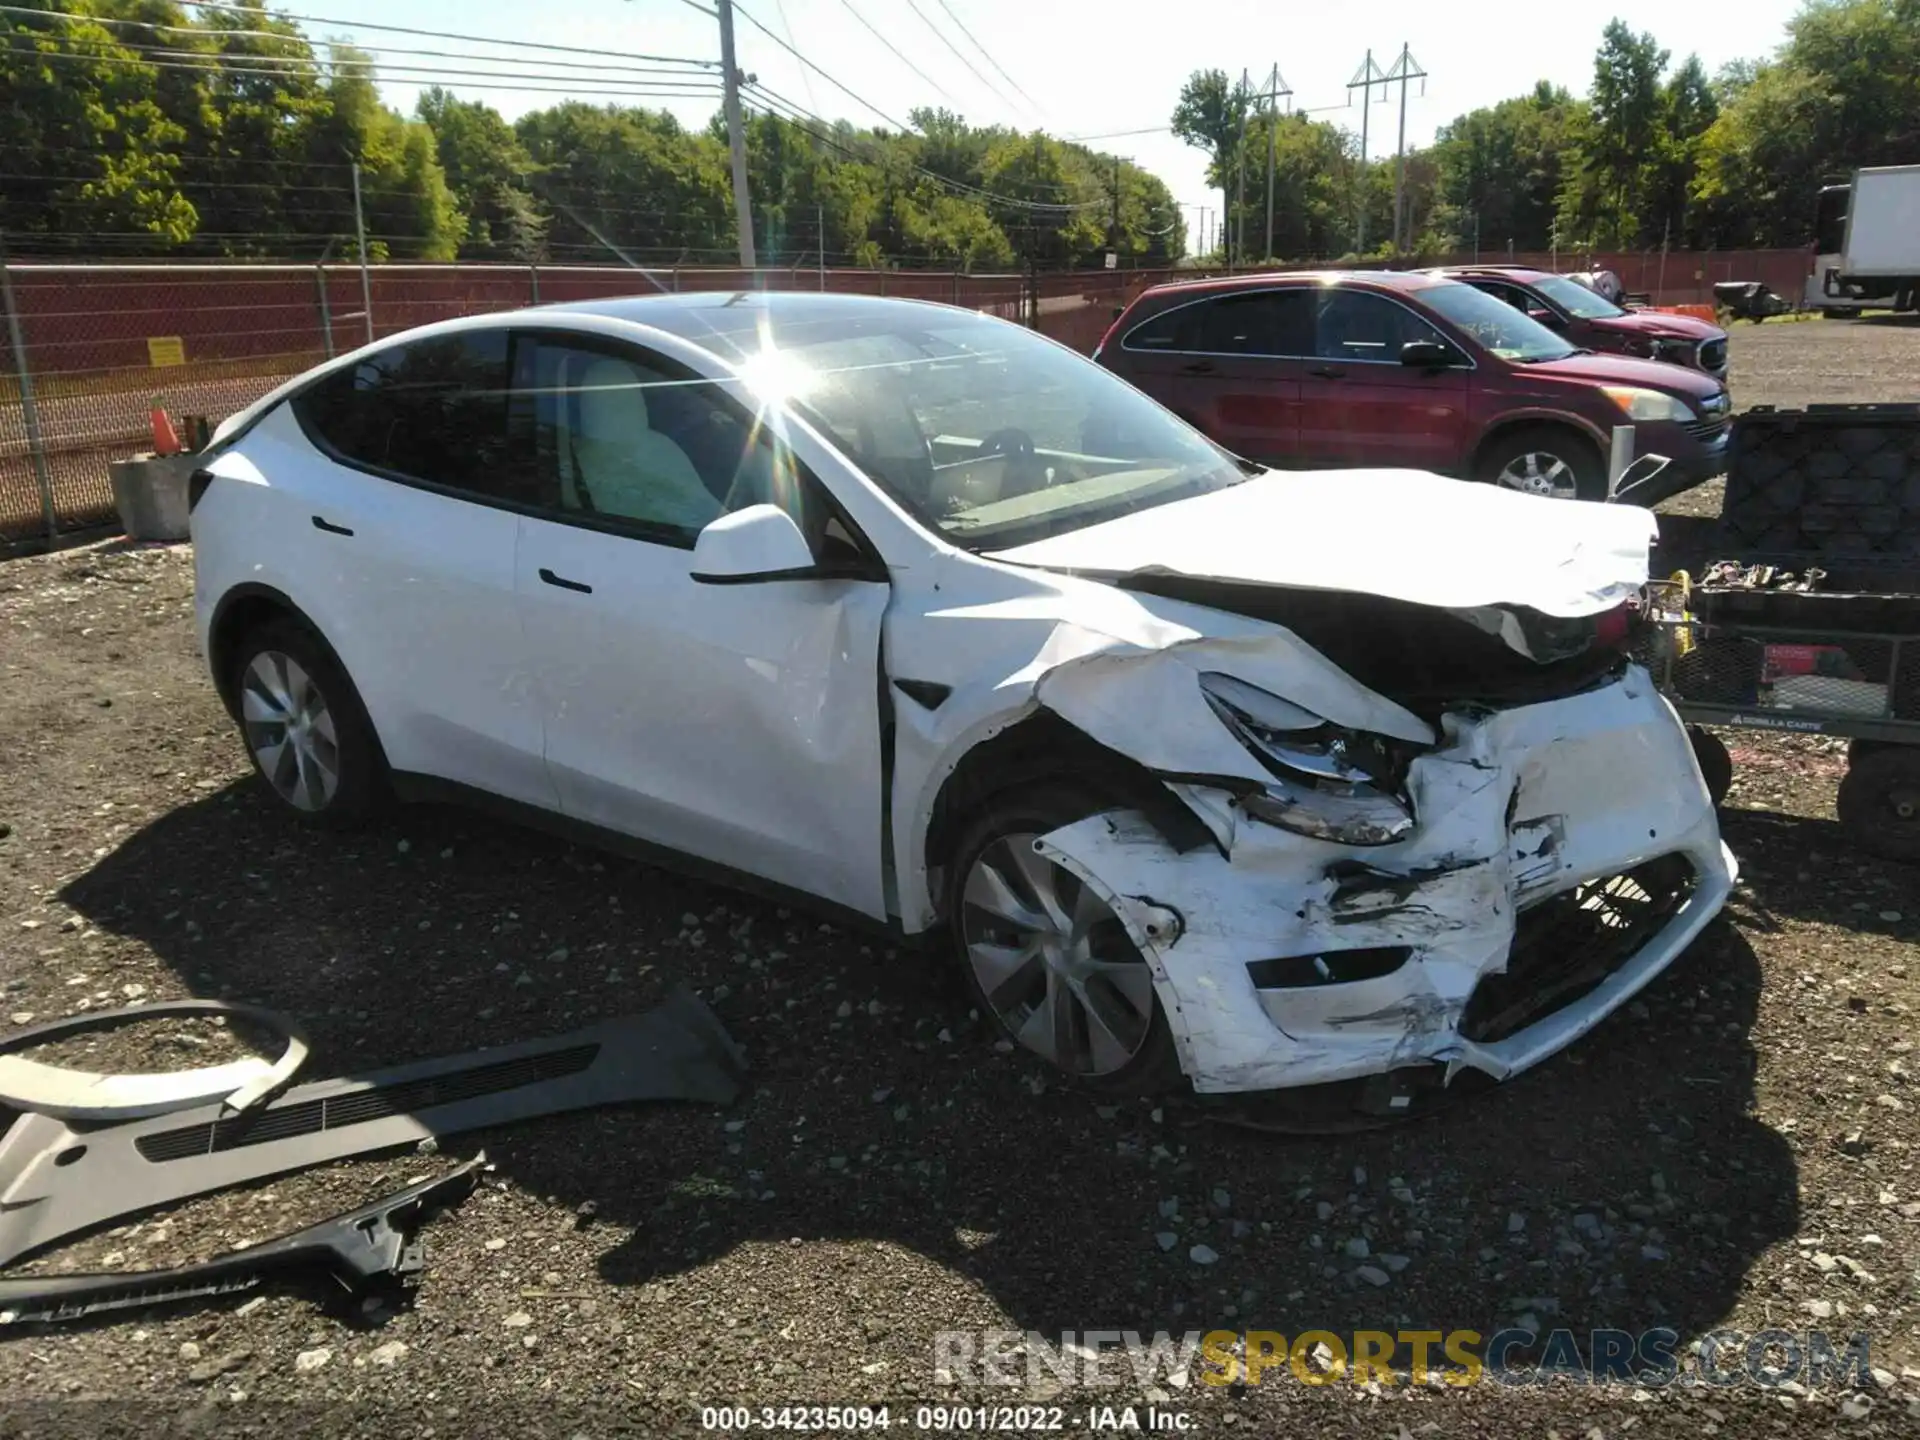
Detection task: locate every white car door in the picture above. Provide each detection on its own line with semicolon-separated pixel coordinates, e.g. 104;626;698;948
506;330;892;919
286;327;557;809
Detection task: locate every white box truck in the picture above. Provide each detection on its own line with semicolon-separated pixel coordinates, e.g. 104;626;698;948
1805;164;1920;315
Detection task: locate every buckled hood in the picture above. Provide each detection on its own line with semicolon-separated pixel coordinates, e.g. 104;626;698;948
989;468;1656;619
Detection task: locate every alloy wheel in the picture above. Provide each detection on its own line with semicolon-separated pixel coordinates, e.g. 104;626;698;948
1495;450;1579;500
240;650;341;812
960;832;1157;1076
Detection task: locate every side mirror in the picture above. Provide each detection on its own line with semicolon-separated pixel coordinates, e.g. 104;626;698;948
690;504;819;584
1400;339;1458;369
1531;309;1564;329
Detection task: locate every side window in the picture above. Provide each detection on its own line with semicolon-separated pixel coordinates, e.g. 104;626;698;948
1124;292;1312;356
1312;291;1445;363
511;336;831;550
1471;281;1530;313
296;331;514;495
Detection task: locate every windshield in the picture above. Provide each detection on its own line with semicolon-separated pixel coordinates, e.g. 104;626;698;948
1533;273;1626;320
1420;280;1579;363
732;311;1245;549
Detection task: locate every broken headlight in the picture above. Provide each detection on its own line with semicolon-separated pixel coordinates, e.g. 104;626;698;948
1198;673;1421;847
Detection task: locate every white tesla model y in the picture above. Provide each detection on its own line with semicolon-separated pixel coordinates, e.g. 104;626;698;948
191;291;1734;1106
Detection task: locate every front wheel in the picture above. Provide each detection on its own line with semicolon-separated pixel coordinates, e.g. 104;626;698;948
1687;726;1734;808
1475;426;1607;502
946;786;1182;1093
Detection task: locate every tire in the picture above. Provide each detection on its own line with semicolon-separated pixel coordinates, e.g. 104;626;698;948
1835;747;1920;864
1687;725;1734;808
228;619;389;827
1475;425;1607;502
1849;738;1893;766
945;784;1182;1094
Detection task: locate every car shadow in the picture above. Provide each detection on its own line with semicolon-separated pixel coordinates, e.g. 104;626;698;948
1716;804;1915;937
53;781;1796;1364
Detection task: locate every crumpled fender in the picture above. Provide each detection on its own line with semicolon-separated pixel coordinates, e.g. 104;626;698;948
887;562;1434;931
1031;732;1518;1093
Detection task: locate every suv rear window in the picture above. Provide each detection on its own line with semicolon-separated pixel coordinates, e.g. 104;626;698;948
295;331;512;491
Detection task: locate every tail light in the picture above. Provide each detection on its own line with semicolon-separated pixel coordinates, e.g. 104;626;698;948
1092;307;1128;362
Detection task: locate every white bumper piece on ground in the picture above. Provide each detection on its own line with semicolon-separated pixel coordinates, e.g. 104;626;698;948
1035;665;1737;1096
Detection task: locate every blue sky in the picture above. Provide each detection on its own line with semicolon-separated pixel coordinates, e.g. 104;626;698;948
312;0;1810;248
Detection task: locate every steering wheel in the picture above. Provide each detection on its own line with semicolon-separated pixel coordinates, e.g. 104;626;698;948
978;426;1049;498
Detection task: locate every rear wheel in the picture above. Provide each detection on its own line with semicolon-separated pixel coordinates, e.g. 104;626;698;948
1836;747;1920;863
229;620;387;826
1476;426;1607;502
947;785;1181;1093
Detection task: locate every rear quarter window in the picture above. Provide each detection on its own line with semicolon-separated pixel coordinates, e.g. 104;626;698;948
294;331;512;491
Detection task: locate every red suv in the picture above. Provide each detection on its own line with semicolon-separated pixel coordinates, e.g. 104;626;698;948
1435;265;1729;383
1095;270;1730;505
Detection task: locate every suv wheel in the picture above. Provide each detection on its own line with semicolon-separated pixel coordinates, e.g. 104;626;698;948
946;785;1182;1093
230;621;387;825
1477;426;1606;502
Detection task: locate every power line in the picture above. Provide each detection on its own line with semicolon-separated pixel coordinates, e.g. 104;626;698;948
1;40;725;99
1065;125;1174;142
728;0;912;132
898;0;1023;119
931;0;1043;117
154;0;719;69
768;0;818;113
0;7;714;80
838;0;960;107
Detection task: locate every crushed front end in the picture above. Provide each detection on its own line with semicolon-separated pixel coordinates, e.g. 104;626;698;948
1034;660;1736;1097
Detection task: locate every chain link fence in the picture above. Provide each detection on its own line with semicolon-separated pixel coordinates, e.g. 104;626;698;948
0;249;1806;551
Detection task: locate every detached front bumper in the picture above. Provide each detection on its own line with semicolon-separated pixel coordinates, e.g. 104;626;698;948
1036;666;1736;1096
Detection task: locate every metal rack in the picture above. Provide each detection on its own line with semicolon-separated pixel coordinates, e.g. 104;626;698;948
1639;579;1920;861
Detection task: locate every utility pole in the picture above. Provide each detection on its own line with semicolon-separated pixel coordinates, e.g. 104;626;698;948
1110;154;1123;265
716;0;757;269
1346;51;1388;255
1383;45;1428;254
350;161;373;344
1231;67;1250;272
1257;65;1293;265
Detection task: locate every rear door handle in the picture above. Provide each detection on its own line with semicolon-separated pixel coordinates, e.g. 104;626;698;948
1179;359;1216;375
1306;365;1346;379
311;515;353;536
538;567;592;594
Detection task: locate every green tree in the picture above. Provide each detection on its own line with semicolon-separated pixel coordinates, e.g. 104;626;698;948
1560;20;1670;246
1425;83;1582;253
1650;54;1718;246
416;88;545;259
0;0;197;246
518;102;732;263
1692;0;1920;245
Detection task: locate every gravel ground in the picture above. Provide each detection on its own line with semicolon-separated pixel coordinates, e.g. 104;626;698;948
1660;314;1920;523
1;320;1918;1438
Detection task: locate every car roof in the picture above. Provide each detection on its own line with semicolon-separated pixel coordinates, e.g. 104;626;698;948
1136;268;1450;300
1433;264;1554;283
544;288;985;363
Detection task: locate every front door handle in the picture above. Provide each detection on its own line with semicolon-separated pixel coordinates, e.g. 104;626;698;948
311;515;354;536
538;567;592;594
1180;359;1216;375
1306;365;1346;379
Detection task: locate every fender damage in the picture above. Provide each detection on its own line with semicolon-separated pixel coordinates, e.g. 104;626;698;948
1022;655;1735;1095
